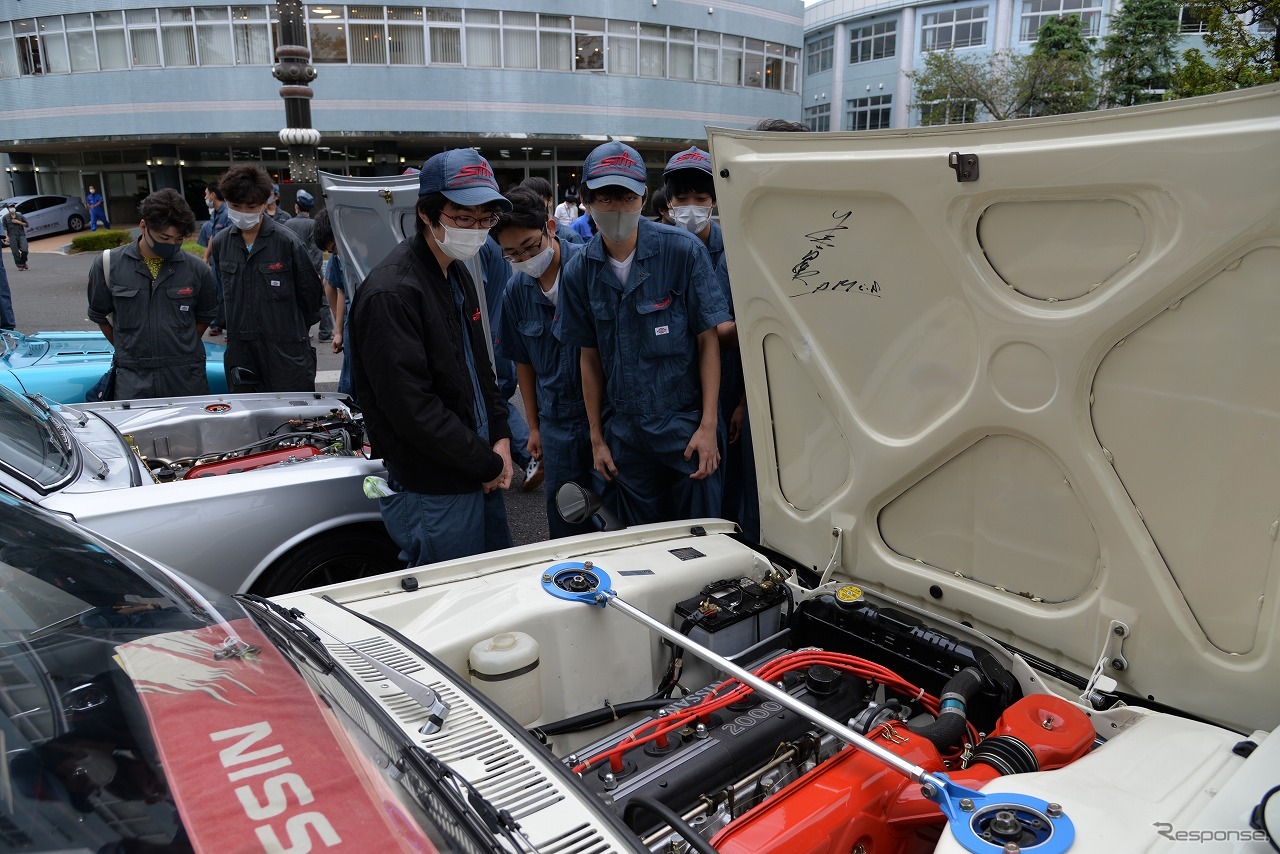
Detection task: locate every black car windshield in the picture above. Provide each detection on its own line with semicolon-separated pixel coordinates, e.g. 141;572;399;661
0;495;483;853
0;384;73;487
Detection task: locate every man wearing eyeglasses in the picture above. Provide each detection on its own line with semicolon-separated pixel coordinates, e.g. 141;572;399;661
349;149;515;566
559;141;732;526
87;189;216;400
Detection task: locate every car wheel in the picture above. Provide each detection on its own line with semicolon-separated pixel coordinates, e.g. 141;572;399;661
68;215;85;232
251;526;402;596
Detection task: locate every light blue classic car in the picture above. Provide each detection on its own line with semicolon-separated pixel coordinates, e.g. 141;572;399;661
0;329;227;402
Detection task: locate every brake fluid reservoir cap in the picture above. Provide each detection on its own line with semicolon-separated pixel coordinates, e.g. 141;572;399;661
836;585;863;603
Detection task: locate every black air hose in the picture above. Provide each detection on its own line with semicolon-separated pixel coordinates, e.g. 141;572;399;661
623;795;718;854
531;698;674;738
908;666;984;752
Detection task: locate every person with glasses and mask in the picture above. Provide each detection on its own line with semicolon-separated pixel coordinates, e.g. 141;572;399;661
494;187;596;537
349;149;515;565
87;188;217;399
560;141;732;527
208;164;322;393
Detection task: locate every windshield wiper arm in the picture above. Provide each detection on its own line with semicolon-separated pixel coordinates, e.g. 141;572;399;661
235;594;338;673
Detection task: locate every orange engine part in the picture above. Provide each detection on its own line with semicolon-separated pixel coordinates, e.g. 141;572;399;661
710;694;1094;854
183;444;322;479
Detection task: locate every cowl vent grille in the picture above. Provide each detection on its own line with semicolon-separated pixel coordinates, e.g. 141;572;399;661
324;632;628;849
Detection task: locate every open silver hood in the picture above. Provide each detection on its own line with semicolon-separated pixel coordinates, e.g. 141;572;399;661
708;84;1280;734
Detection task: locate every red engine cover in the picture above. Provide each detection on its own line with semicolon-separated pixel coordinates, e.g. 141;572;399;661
183;444;322;479
710;694;1094;854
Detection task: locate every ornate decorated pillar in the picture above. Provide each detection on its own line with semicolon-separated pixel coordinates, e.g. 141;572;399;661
273;0;320;185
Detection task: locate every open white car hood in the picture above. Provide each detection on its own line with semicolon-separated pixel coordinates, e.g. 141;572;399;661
708;84;1280;735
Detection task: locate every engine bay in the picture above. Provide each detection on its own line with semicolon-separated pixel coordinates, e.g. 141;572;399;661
80;396;371;482
552;575;1094;853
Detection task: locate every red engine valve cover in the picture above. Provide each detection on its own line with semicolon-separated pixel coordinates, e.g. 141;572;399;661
711;694;1094;854
183;444;322;479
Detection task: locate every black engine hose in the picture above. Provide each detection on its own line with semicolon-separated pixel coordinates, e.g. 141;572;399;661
908;666;985;752
622;795;718;854
531;698;674;738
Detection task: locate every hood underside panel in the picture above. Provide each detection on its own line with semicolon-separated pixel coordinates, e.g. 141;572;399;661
709;85;1280;733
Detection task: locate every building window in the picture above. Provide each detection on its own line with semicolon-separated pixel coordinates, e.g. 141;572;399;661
388;7;425;65
423;8;460;64
539;14;571;70
697;30;719;82
847;94;893;130
196;7;232;65
464;9;500;68
1020;0;1103;40
919;98;978;124
670;26;695;80
232;5;270;65
160;8;197;67
921;6;988;51
721;35;743;85
785;45;799;91
1178;5;1209;32
806;33;833;74
639;23;666;77
575;15;604;71
850;21;896;63
804;103;831;131
503;11;537;69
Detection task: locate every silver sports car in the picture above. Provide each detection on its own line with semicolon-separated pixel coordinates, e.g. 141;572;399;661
0;385;398;595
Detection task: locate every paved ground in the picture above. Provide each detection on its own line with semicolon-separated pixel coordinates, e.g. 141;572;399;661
3;235;551;546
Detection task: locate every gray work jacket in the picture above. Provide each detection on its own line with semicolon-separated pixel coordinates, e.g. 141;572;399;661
86;241;218;399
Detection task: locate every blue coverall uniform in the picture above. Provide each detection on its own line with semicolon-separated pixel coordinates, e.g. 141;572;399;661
498;235;597;538
560;217;732;526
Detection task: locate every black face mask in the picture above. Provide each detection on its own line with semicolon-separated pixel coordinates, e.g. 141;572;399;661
144;227;182;261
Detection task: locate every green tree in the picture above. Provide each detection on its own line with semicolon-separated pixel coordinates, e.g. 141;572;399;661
1098;0;1182;106
911;16;1098;124
1170;0;1280;95
1030;15;1098;114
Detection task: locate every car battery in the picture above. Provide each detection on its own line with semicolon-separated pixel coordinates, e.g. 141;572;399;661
673;576;787;658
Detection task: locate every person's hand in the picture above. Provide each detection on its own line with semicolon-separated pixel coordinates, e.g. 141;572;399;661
729;399;747;444
483;438;514;493
591;434;618;481
684;423;720;480
331;329;343;354
527;427;542;464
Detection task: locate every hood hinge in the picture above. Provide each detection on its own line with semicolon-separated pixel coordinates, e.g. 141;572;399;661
1080;620;1129;708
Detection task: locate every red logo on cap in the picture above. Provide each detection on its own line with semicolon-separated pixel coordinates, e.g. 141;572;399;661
672;151;707;165
599;153;638;170
451;163;494;185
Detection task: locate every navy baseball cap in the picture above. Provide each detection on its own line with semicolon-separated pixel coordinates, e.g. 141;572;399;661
294;189;314;209
663;146;713;178
418;149;511;209
583;142;648;196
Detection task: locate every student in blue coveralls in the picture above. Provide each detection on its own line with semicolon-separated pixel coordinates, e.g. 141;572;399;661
560;141;732;526
85;185;110;231
663;146;759;541
348;149;514;565
493;188;596;538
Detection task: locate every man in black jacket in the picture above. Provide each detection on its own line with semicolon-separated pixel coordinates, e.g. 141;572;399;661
349;149;514;565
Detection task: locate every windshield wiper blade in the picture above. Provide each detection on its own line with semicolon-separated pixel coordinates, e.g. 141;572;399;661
235;594;338;673
404;745;533;852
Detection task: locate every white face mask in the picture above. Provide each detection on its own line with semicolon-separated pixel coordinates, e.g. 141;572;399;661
670;205;713;235
594;209;642;243
227;207;263;231
432;223;489;261
510;243;555;278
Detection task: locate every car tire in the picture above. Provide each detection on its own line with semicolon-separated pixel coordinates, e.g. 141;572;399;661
251;525;402;596
68;215;85;232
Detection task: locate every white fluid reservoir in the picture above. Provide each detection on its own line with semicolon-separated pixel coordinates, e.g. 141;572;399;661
468;632;542;726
